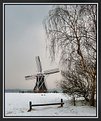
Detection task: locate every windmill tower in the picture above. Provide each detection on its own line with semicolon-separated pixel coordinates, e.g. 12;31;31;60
25;56;59;93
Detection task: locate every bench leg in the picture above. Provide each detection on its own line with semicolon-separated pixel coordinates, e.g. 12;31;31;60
27;101;32;112
61;99;63;107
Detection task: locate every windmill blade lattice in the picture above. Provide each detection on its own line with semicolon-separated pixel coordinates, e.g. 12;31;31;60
43;68;59;75
35;56;42;73
25;75;36;80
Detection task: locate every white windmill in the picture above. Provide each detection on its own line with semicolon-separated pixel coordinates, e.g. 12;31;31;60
25;56;59;93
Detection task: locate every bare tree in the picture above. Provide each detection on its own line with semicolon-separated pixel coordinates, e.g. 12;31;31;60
60;59;94;103
44;5;97;106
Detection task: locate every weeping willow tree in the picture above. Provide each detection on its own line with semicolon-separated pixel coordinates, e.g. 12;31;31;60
44;4;97;106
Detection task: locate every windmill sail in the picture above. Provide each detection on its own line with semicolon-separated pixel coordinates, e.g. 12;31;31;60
25;75;36;80
43;68;59;75
35;56;42;73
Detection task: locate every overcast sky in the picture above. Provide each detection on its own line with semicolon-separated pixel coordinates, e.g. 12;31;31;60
5;4;61;90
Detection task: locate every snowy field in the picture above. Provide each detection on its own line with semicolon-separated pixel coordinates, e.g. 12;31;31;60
5;93;96;118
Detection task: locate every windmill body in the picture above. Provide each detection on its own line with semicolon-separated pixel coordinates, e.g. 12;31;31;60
25;56;59;93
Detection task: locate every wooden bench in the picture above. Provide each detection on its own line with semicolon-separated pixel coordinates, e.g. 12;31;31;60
28;99;64;112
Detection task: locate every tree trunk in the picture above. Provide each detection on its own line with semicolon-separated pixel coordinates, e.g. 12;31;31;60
89;76;96;106
89;90;95;106
85;96;89;102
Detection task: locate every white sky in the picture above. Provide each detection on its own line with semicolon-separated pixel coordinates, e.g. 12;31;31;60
5;5;61;90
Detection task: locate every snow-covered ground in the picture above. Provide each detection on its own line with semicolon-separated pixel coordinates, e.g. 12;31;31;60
4;93;96;118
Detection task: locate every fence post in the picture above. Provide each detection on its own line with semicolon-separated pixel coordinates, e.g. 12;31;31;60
61;99;63;107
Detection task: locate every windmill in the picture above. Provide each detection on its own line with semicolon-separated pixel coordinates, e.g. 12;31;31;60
25;56;59;93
